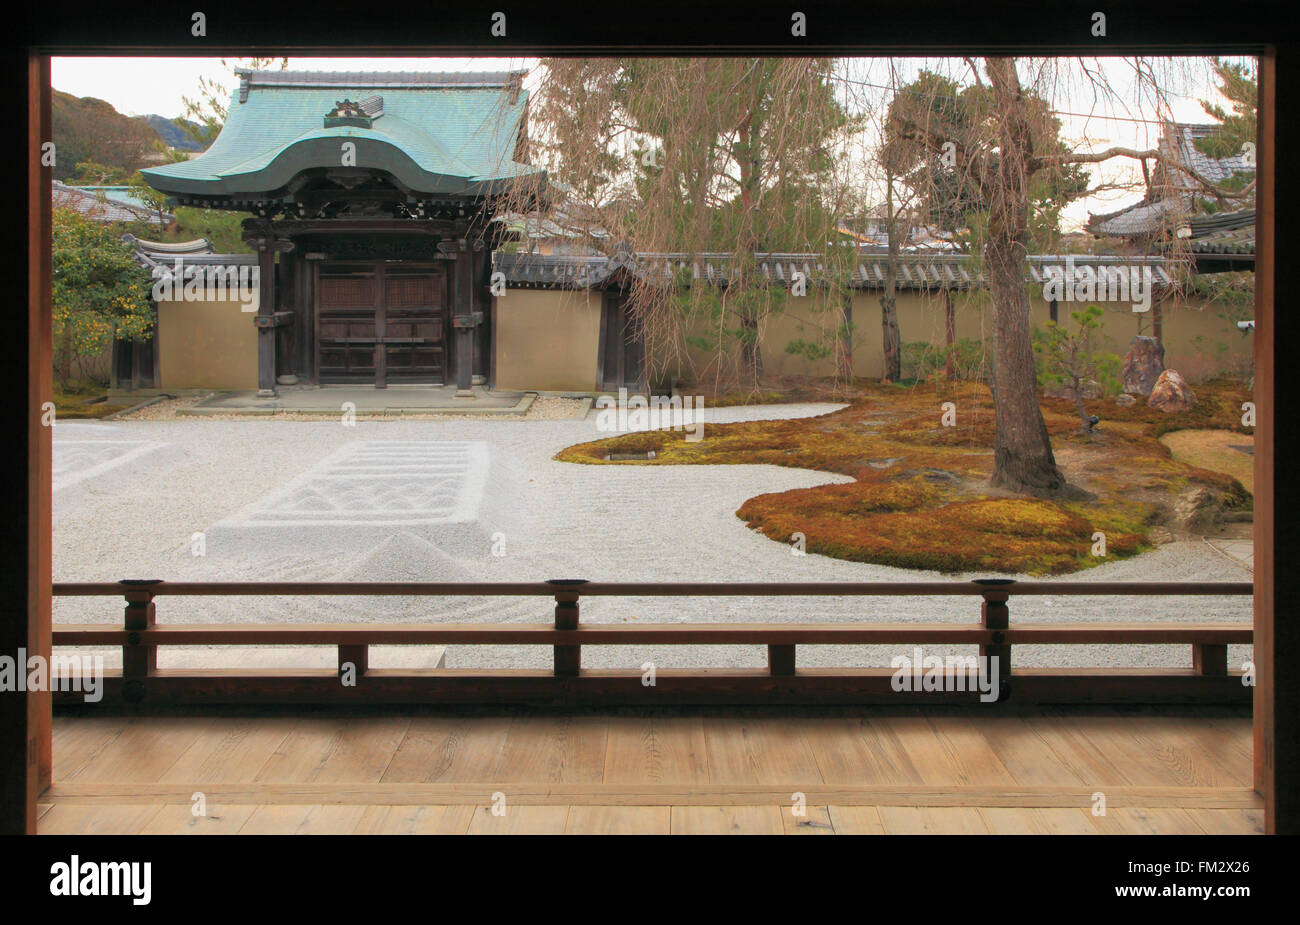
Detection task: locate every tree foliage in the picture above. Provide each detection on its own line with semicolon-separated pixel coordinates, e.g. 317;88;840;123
178;57;288;148
1195;59;1257;162
52;206;154;388
51;91;162;182
501;58;863;388
1192;58;1257;210
1033;305;1121;434
881;70;1090;253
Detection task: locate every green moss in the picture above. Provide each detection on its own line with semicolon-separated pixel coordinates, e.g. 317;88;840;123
52;387;131;420
554;377;1243;574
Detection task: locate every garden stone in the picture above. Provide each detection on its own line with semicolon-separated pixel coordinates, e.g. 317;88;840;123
1148;369;1197;413
1122;335;1164;396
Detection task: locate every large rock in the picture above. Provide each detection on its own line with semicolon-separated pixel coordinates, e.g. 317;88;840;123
1148;369;1197;413
1122;335;1164;396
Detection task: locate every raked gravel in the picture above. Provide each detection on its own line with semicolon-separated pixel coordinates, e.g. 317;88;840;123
53;401;1253;672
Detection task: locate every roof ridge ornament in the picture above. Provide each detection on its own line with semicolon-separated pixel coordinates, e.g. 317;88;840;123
324;99;373;129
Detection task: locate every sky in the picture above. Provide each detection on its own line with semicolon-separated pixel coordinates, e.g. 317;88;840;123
51;55;1251;233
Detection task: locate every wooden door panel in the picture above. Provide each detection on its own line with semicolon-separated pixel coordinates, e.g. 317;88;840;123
318;269;378;382
314;264;445;385
383;270;445;383
601;296;646;390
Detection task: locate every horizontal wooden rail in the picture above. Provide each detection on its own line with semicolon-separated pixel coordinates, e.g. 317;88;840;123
52;580;1253;597
48;579;1255;707
51;622;1254;646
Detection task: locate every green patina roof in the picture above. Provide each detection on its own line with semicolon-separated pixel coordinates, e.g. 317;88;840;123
141;70;543;199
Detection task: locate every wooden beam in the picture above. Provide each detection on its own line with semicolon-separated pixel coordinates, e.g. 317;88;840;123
4;53;53;835
767;645;796;676
338;644;368;681
1254;48;1298;834
373;261;386;388
41;781;1262;810
1193;643;1228;676
979;586;1011;694
121;585;158;680
50;579;1254;597
552;589;581;678
51;668;1251;707
50;621;1252;647
453;237;474;394
255;239;276;394
472;244;490;385
30;53;54;811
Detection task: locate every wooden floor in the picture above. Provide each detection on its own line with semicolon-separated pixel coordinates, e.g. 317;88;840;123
39;707;1262;834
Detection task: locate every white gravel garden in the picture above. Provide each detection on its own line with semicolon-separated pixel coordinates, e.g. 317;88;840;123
52;400;1252;672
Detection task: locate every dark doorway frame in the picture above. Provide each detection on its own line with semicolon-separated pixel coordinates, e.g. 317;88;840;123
314;259;449;387
12;13;1296;835
597;289;648;392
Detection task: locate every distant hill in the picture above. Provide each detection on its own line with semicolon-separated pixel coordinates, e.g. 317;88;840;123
51;90;210;181
51;90;161;181
140;114;205;152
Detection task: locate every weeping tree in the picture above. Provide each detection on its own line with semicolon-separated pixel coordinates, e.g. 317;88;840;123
880;56;1249;496
877;170;904;383
178;57;288;148
498;58;862;390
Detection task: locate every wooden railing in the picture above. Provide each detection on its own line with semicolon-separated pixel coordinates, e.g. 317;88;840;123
49;579;1254;706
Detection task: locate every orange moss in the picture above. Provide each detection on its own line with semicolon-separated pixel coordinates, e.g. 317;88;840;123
555;376;1250;574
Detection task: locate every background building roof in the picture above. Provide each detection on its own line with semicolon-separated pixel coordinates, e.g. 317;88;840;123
53;182;172;225
495;251;1180;291
141;69;543;200
124;235;257;280
1086;123;1255;265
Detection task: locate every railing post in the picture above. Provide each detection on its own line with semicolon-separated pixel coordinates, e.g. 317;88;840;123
767;645;796;676
548;579;588;678
975;578;1014;700
1194;643;1228;675
121;580;162;702
339;645;368;682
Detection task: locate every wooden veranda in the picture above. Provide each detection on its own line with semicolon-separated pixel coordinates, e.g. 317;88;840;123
10;16;1299;837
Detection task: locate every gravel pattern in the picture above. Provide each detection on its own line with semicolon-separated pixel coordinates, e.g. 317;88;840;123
53;402;1253;673
117;393;589;422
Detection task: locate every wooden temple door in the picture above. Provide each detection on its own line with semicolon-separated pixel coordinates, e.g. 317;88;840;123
316;261;447;386
382;266;446;384
599;291;647;391
317;263;378;383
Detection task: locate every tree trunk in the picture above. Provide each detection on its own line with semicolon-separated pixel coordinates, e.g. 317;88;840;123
739;304;763;386
984;58;1070;496
880;175;902;382
944;288;956;378
880;296;901;382
1072;382;1092;434
737;106;764;388
55;335;73;390
838;290;854;380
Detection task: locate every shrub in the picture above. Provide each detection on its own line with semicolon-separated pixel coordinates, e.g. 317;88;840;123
1032;305;1120;433
901;338;988;381
52;206;154;389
